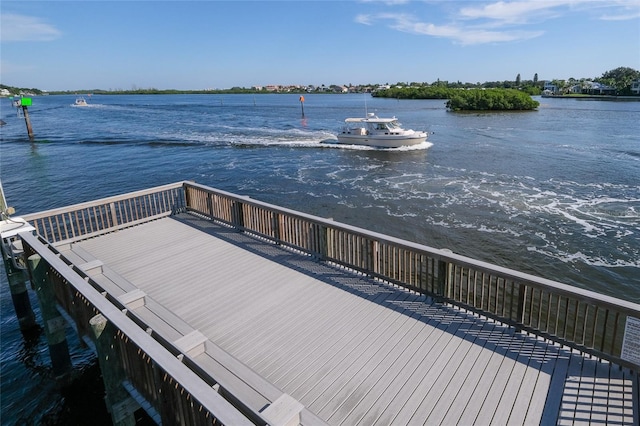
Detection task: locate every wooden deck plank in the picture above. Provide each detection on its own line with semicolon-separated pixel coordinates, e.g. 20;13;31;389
401;318;507;424
557;350;585;425
240;280;390;371
206;268;348;353
69;214;637;426
259;284;406;388
421;319;500;425
56;244;91;266
537;344;571;425
370;308;472;426
287;292;415;403
442;324;517;425
490;336;549;425
216;267;347;352
520;342;565;425
336;303;439;426
232;269;402;356
312;296;426;419
455;327;529;425
328;305;434;425
627;370;638;423
574;357;598;425
263;286;406;387
509;338;556;420
590;361;612;424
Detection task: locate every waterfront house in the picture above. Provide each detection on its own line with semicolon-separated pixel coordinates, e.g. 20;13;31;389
542;81;558;94
585;81;616;95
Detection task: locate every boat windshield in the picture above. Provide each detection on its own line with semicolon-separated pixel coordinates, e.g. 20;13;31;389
388;120;401;130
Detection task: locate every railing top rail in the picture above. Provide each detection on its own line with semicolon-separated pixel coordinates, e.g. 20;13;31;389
19;230;254;426
21;181;189;221
185;182;640;315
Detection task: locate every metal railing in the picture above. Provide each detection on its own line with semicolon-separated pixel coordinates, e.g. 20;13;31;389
23;182;186;244
20;181;640;372
183;181;640;370
20;232;254;426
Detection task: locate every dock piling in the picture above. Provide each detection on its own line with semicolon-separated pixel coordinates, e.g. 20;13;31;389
90;314;138;426
1;182;37;330
27;253;72;379
3;257;37;331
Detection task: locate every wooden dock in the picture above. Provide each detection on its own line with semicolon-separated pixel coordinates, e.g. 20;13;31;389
4;181;639;425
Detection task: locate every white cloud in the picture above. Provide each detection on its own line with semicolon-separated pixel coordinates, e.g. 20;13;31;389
459;0;640;24
355;14;374;25
359;0;412;5
358;12;543;45
459;1;567;23
600;12;640;20
1;13;62;42
596;0;640;21
355;1;640;45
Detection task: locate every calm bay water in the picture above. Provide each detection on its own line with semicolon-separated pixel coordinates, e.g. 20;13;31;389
1;93;639;423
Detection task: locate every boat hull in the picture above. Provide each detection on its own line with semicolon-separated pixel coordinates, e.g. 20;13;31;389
336;134;427;148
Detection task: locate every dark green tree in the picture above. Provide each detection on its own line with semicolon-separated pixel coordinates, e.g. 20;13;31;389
598;67;640;94
516;74;521;87
445;89;539;111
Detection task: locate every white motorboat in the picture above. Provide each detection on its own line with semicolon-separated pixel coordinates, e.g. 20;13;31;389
74;97;88;106
337;113;428;148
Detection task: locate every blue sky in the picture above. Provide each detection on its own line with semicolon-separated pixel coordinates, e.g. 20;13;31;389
1;1;639;91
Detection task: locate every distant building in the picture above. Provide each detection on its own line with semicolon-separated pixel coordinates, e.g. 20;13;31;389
631;79;640;95
583;81;615;95
542;81;558;94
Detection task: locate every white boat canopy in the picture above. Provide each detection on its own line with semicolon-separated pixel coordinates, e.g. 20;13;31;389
344;116;399;123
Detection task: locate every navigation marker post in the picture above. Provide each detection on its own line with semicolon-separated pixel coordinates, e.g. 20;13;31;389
11;97;34;141
299;95;305;118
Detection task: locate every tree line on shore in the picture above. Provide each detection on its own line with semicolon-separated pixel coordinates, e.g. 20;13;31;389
372;66;637;110
2;66;636;111
376;66;639;96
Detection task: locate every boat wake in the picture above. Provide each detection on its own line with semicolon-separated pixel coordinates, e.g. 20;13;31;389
293;163;639;272
70;103;104;108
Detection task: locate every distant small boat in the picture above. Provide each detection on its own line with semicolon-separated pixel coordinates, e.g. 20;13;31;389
74;97;89;106
337;113;428;148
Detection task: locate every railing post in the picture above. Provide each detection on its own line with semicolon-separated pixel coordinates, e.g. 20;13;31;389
232;200;244;229
516;283;526;327
173;186;186;214
109;202;119;228
369;240;378;275
271;212;281;243
152;360;174;425
207;192;214;219
1;245;37;331
90;314;138;426
436;258;448;301
314;224;328;260
27;253;72;379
